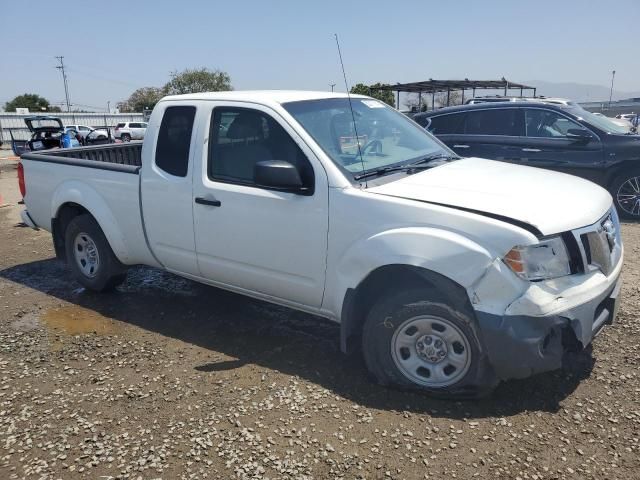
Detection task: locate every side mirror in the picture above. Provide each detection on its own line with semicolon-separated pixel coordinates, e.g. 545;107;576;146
566;128;593;142
254;160;307;194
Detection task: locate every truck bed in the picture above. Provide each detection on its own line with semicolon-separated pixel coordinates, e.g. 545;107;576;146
21;142;143;173
20;141;157;267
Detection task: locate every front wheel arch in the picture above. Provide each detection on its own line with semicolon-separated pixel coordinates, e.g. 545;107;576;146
609;166;640;219
340;264;475;354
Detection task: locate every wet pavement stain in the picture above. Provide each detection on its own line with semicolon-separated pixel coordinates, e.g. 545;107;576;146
41;306;122;335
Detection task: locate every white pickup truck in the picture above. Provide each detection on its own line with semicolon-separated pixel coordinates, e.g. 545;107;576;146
19;91;623;396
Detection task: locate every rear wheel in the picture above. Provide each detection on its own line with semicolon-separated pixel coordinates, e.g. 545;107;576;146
64;214;127;291
610;168;640;219
362;288;495;397
121;133;131;142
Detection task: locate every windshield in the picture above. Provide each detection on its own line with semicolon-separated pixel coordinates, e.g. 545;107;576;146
569;108;632;134
283;98;451;178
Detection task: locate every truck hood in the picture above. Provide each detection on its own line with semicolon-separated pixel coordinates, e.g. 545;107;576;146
367;158;612;236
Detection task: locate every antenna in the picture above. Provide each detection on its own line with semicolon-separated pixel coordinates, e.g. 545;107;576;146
334;34;367;186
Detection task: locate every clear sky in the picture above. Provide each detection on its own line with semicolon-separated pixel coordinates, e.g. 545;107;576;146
1;0;638;111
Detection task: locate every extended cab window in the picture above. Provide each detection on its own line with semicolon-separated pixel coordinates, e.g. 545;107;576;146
525;109;583;137
463;109;524;136
155;106;196;177
426;113;465;134
208;107;314;190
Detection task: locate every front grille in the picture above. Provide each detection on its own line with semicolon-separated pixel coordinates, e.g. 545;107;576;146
573;209;622;276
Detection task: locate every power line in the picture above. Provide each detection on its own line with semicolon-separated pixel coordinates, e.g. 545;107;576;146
65;66;142;89
55;56;71;112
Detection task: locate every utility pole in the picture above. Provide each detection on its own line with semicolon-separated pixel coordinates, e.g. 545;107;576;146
329;83;336;92
107;101;111;113
55;56;71;112
609;70;616;110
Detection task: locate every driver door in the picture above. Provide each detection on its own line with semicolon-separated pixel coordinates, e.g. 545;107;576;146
192;103;329;308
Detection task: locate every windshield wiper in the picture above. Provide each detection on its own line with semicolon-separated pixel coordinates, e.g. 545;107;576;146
353;153;458;181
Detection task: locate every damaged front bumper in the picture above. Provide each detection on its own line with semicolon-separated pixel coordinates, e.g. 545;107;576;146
472;254;623;381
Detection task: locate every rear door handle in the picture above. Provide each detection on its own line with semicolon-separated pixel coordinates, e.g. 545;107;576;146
453;144;469;149
195;197;221;207
522;148;541;152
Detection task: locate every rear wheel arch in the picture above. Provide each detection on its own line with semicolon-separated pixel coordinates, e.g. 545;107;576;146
52;202;126;263
340;264;474;354
52;202;90;260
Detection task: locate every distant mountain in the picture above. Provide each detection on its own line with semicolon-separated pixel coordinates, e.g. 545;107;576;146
523;80;640;103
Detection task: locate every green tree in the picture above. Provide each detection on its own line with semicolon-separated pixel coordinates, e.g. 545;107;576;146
118;87;164;113
4;93;53;112
349;83;395;107
163;67;232;95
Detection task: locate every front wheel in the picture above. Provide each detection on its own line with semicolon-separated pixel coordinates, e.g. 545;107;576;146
362;288;495;397
121;133;131;142
64;214;127;291
610;169;640;219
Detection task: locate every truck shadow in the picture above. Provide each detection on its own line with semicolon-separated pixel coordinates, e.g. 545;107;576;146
0;259;595;419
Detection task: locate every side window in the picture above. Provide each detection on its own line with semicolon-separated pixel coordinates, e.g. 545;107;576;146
463;109;524;136
116;123;126;129
426;113;465;134
79;126;90;131
208;107;314;191
155;106;196;177
129;122;141;128
525;109;583;138
141;123;148;128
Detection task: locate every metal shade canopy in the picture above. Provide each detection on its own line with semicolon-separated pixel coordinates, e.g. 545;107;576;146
371;78;537;109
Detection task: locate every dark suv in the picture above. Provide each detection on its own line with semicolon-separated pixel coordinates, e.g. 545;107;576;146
413;102;640;219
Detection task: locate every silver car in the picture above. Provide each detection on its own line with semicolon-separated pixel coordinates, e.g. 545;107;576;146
113;122;148;142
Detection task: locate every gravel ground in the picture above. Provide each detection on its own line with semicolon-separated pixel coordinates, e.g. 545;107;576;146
1;159;639;479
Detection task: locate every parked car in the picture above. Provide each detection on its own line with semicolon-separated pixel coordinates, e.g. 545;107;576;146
18;91;622;397
11;116;80;155
113;121;147;142
65;124;109;144
414;102;640;218
616;113;637;121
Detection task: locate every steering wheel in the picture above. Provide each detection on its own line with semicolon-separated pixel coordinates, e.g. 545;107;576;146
361;139;382;155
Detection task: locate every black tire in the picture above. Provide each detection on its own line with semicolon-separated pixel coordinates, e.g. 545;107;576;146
121;133;131;143
362;288;496;398
64;214;127;292
610;168;640;220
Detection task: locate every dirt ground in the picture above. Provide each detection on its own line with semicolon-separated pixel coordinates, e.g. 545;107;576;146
1;156;639;480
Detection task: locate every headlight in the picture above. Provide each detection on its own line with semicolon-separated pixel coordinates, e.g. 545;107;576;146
503;236;571;281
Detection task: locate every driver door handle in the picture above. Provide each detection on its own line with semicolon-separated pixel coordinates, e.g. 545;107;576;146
453;144;469;149
522;148;541;152
195;197;221;207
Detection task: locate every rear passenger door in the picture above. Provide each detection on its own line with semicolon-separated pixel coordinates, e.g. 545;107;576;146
423;112;474;156
129;123;143;139
192;102;329;308
140;103;200;276
455;108;526;162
